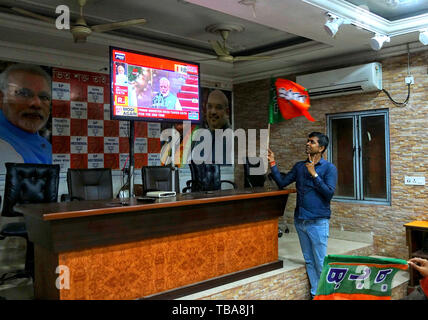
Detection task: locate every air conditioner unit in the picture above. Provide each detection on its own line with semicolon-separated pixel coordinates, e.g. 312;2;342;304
296;62;382;99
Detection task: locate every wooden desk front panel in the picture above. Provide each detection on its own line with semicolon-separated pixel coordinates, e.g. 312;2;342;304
21;189;294;300
47;219;278;300
28;194;286;253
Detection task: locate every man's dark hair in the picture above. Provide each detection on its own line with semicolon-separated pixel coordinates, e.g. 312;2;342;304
309;132;329;154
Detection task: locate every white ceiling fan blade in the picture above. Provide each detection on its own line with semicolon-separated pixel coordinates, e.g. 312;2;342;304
217;55;235;63
91;18;146;33
194;58;219;62
233;55;273;62
209;40;229;56
11;7;56;24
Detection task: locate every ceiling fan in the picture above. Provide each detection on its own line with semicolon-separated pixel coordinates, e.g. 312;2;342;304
11;0;146;43
205;24;272;63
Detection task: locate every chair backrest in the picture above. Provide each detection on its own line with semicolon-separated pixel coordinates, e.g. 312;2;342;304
141;166;177;193
2;163;60;217
243;157;266;188
67;168;113;201
189;162;222;192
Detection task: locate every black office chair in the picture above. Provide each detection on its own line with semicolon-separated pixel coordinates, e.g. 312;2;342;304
66;168;113;201
183;162;236;192
141;166;178;194
0;163;60;284
243;157;267;188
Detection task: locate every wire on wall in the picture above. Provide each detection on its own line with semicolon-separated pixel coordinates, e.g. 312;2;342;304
382;84;410;107
381;44;412;108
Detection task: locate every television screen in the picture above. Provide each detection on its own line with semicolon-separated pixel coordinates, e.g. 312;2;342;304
110;46;201;123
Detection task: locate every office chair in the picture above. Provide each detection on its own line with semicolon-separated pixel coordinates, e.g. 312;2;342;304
141;166;178;194
243;157;267;188
182;162;236;192
66;168;113;201
0;163;60;284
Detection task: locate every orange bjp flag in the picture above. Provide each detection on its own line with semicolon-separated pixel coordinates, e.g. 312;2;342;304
275;78;315;122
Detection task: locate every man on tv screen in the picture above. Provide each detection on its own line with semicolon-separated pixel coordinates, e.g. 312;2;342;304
128;68;152;108
152;77;182;110
115;62;128;86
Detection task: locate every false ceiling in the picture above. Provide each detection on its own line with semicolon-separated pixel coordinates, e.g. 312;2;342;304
0;0;427;84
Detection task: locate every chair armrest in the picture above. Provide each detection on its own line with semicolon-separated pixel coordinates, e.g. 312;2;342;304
186;180;193;187
182;180;195;193
182;186;192;193
221;180;236;189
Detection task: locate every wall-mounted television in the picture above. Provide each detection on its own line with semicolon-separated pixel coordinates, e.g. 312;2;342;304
110;46;201;123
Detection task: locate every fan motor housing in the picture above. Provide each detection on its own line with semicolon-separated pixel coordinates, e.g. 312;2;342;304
71;25;92;42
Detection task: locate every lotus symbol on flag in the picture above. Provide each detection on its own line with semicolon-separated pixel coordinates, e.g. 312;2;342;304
275;79;315;122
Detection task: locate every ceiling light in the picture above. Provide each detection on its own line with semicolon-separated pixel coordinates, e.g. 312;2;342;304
324;13;344;37
419;29;428;45
370;34;390;51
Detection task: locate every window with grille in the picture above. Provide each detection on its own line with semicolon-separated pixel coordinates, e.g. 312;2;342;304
327;109;391;204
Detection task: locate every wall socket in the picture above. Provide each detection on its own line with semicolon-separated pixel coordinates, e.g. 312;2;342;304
404;176;425;185
405;76;414;84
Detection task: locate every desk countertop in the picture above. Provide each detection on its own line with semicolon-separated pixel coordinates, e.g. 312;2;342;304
15;187;296;221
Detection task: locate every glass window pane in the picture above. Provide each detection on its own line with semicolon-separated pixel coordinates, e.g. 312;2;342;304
331;118;354;198
361;115;386;200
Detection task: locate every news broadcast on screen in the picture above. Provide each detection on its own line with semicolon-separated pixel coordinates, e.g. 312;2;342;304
110;47;201;123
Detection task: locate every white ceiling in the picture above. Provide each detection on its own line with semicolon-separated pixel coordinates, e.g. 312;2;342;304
0;0;427;84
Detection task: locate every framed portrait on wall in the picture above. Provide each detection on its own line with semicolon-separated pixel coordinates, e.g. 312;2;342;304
0;61;52;174
201;87;233;130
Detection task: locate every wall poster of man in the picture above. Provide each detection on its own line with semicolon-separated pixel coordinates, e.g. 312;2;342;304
160;87;233;168
201;87;232;131
0;61;53;174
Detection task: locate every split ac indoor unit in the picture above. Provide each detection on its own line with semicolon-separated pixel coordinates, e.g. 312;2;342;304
296;62;382;99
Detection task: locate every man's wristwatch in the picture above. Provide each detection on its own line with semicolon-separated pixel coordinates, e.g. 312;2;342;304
313;173;318;178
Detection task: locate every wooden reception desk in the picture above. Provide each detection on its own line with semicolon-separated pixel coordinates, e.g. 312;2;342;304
15;187;295;300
